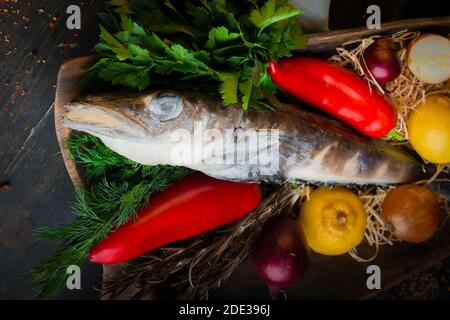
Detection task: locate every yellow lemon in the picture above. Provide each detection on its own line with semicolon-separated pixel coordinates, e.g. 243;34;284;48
408;94;450;164
299;187;367;256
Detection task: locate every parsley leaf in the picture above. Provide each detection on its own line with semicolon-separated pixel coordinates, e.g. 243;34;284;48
219;72;240;105
120;14;146;35
206;26;240;50
97;61;150;91
250;0;302;34
239;65;254;111
84;0;307;109
99;25;131;61
127;44;153;67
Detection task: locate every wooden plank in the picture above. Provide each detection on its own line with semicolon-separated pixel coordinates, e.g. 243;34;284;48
54;56;98;187
305;16;450;54
53;19;450;299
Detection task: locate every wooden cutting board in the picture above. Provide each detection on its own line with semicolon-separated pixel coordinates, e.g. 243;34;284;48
54;17;450;299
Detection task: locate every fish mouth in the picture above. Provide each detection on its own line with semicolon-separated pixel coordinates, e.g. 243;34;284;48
63;101;149;140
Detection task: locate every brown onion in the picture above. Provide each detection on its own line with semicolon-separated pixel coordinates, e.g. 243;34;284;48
382;185;442;243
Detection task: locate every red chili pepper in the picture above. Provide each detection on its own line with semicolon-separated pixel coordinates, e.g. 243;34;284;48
89;173;262;264
268;57;396;138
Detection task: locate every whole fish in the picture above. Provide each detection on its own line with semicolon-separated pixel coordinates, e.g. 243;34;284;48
63;91;426;185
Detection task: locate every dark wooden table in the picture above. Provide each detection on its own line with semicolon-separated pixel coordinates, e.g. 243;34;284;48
0;0;104;299
0;0;449;300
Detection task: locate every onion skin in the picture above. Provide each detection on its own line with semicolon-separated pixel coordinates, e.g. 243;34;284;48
382;185;442;243
363;39;401;86
251;215;309;299
407;34;450;84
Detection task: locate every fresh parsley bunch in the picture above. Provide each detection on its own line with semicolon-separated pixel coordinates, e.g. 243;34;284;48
85;0;307;110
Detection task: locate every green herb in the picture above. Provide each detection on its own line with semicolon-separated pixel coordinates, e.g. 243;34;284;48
84;0;307;109
33;0;307;299
31;135;192;299
291;181;300;189
388;129;406;142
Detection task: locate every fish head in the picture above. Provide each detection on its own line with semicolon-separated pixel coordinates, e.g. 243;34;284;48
63;91;204;140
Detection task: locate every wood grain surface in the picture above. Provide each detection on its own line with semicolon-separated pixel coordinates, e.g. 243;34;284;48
54;56;98;188
0;0;104;299
306;16;450;54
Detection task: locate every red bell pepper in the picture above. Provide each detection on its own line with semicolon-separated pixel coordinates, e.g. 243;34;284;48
89;173;262;264
268;57;396;138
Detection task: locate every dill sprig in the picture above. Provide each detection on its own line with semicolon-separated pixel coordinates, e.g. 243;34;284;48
31;134;192;299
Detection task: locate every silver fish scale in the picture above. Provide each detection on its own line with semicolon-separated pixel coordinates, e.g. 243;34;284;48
63;92;427;185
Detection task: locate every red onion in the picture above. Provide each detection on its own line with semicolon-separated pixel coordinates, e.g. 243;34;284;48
363;39;401;86
251;214;309;299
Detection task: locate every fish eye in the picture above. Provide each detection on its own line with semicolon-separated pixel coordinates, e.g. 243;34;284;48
147;95;183;121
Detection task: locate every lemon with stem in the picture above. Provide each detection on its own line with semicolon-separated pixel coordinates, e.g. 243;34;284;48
299;187;367;256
